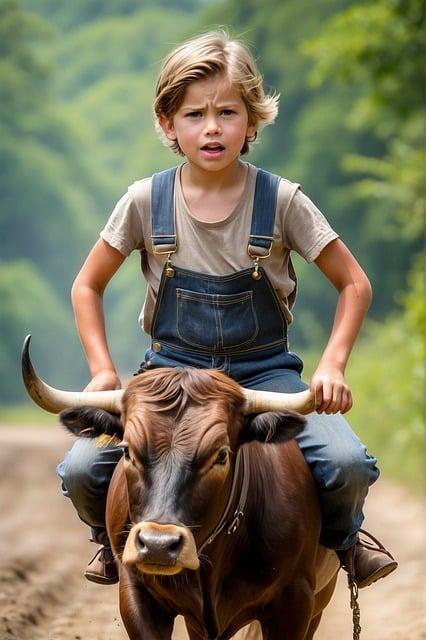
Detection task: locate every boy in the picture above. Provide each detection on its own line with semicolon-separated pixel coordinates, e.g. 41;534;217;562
58;30;397;588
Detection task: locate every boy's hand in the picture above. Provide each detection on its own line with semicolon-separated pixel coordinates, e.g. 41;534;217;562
84;370;122;392
310;366;353;415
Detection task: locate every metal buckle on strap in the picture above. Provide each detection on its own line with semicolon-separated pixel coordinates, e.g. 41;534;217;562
152;243;177;255
227;509;244;535
247;244;271;280
247;244;272;260
152;244;177;278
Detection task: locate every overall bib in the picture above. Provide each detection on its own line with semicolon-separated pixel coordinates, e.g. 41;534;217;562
57;166;379;550
139;166;306;389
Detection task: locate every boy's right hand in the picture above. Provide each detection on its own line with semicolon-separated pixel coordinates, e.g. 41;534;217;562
84;370;122;391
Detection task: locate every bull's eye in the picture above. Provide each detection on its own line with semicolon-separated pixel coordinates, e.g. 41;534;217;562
215;448;228;465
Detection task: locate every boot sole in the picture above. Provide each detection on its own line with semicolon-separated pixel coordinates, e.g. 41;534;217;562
357;560;398;589
85;571;119;585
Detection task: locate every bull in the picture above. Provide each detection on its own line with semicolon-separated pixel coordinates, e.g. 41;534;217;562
22;335;339;639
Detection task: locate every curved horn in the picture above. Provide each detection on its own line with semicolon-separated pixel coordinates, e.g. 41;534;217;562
242;387;315;415
21;335;123;414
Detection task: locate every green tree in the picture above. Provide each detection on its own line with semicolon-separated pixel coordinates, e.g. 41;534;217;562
0;260;87;402
22;0;201;30
304;0;425;266
0;0;106;291
346;254;425;488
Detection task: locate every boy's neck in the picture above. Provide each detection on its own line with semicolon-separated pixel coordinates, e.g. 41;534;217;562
180;160;249;223
181;159;247;192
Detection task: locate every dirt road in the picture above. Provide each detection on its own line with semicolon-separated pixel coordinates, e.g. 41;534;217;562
0;425;424;640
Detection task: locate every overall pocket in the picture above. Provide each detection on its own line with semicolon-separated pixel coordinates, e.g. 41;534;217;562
176;288;259;351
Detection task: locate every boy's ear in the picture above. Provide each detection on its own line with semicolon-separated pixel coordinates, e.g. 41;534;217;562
158;113;177;141
246;122;257;141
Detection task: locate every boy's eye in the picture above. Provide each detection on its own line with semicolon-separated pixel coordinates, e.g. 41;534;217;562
221;109;235;116
186;111;202;118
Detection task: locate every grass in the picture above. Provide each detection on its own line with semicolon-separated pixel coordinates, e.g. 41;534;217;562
0;403;58;426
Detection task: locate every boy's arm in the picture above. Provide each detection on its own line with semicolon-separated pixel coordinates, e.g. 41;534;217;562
71;239;126;391
312;238;372;415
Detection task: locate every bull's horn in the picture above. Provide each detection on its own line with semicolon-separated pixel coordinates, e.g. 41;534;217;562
243;387;315;415
21;335;123;414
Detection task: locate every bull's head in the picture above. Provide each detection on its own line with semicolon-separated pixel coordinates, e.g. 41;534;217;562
21;335;314;576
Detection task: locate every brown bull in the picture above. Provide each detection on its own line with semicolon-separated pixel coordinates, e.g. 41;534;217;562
59;367;339;639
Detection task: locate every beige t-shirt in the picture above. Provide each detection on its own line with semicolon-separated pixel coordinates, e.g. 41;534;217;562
100;163;338;334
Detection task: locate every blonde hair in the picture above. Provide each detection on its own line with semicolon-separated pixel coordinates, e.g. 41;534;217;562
154;30;279;155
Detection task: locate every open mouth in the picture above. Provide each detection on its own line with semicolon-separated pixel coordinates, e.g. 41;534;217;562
201;144;225;153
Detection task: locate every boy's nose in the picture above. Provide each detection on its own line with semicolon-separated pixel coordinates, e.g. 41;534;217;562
204;117;221;135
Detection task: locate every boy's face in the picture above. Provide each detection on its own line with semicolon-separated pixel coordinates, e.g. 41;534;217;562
159;74;256;172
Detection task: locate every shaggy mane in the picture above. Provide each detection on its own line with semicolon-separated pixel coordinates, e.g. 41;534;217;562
123;367;245;414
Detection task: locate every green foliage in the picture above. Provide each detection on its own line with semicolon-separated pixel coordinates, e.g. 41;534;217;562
21;0;202;29
74;72;175;187
0;1;109;296
300;255;425;489
0;260;87;402
53;10;191;99
304;0;425;247
346;255;425;489
0;0;51;130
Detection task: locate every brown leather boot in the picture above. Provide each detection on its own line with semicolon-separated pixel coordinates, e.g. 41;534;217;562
338;529;398;589
85;545;119;585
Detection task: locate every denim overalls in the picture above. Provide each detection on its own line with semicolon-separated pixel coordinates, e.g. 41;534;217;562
57;166;379;550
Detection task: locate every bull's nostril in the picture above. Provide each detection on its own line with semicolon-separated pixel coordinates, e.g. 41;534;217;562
168;536;182;552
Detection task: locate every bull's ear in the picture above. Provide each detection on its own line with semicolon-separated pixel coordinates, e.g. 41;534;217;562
240;410;305;445
59;406;123;439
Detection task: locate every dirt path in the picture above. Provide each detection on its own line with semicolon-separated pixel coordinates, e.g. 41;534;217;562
0;425;424;640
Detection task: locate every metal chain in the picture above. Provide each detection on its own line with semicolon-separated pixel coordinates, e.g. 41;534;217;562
348;574;362;640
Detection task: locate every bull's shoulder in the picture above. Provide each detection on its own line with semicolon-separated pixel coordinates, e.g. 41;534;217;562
245;440;319;532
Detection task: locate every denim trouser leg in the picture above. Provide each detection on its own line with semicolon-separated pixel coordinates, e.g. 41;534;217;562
232;350;380;551
295;411;379;549
57;437;122;542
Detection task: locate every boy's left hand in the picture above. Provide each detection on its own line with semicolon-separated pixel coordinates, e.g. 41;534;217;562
310;366;353;415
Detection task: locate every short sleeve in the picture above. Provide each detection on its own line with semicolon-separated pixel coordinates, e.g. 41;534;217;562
100;185;147;256
282;188;339;263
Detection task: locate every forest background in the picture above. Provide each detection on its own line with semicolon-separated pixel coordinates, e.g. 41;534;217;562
0;0;424;488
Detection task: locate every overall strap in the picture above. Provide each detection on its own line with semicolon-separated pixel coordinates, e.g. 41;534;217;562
248;168;281;258
151;167;178;254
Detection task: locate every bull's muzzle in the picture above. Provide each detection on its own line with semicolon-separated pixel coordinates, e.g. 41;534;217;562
122;522;199;575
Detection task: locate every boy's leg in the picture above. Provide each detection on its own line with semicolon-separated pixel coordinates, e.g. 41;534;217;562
236;355;397;588
296;410;379;550
57;436;122;584
297;413;397;587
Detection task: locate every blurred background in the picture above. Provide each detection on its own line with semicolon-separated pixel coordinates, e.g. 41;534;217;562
0;0;424;488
